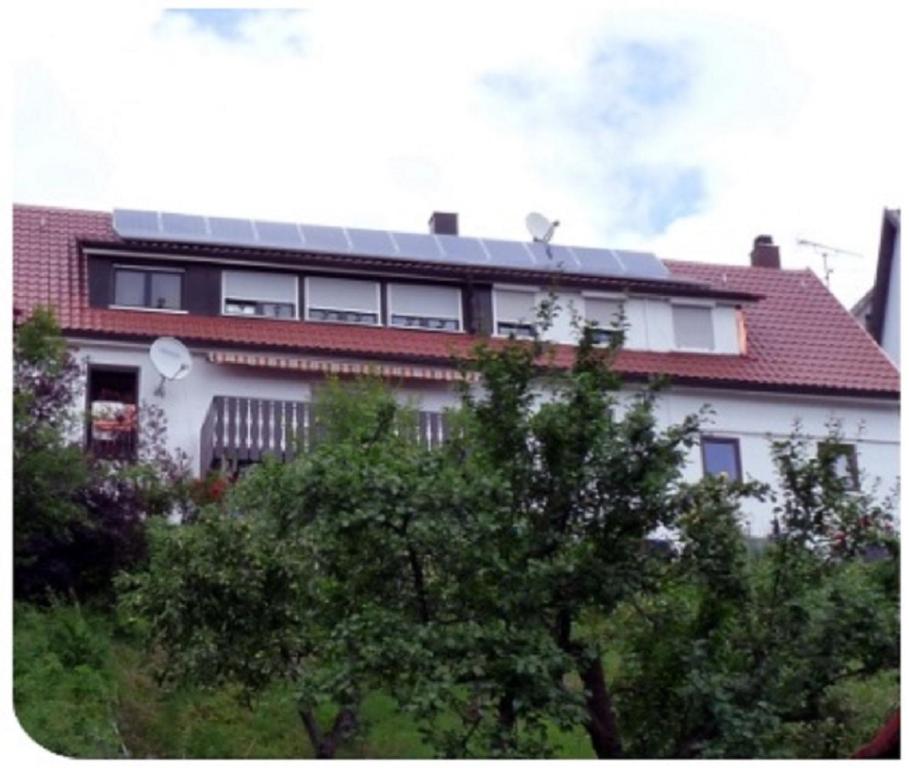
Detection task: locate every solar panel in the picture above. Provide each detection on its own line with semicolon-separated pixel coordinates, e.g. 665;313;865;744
393;232;445;261
571;246;626;278
438;235;490;265
347;228;399;259
111;208;675;283
482;239;535;269
255;220;303;249
113;209;161;237
300;224;350;254
209;217;258;246
614;249;670;280
160;212;207;239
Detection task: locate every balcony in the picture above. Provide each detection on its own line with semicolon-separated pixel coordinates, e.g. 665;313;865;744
199;395;451;474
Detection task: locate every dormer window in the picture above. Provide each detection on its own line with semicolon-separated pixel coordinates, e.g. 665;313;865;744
113;266;183;311
306;276;381;325
223;270;298;319
585;297;624;344
672;304;715;350
388;283;462;332
494;288;537;338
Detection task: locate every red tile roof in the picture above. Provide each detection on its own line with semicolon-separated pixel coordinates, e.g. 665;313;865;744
13;204;900;398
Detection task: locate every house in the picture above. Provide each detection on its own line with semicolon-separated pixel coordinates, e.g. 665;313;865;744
13;204;901;536
851;208;901;368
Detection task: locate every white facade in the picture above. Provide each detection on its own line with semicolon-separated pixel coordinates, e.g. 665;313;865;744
70;338;900;539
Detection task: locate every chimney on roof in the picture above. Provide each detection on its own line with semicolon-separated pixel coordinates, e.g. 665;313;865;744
750;234;780;268
429;211;458;236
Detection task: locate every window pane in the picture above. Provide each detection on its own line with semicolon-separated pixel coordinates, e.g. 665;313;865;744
224;270;297;304
150;272;182;309
390;284;461;320
495;290;536;325
114;270;145;306
673;305;715;349
308;276;379;313
819;442;858;488
586;298;623;327
702;438;740;480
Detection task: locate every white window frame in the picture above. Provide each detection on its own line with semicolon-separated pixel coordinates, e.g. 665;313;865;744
221;270;300;321
492;285;539;338
111;264;188;314
304;276;382;327
670;298;717;352
387;283;463;333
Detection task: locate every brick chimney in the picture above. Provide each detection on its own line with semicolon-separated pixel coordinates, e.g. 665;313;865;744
429;211;458;236
750;234;780;268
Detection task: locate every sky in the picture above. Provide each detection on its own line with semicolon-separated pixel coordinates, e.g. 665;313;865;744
8;1;906;308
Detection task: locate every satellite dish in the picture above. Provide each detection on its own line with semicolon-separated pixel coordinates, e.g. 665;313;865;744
150;337;192;396
525;212;560;244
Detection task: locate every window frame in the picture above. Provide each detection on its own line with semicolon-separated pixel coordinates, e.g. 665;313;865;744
221;269;300;321
670;299;716;352
387;282;464;333
304;275;383;327
700;435;743;481
817;441;860;491
85;364;140;461
110;264;187;314
492;286;538;339
583;292;626;346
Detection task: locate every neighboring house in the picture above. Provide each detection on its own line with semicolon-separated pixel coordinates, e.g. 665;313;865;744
13;205;901;536
852;208;901;368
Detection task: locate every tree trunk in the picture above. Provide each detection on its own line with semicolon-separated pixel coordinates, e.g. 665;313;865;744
579;656;624;758
298;702;359;759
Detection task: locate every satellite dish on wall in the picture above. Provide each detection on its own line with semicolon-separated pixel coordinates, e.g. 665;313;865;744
525;212;560;244
150;337;192;396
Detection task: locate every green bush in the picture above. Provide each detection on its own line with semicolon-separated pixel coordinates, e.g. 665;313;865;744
13;601;123;757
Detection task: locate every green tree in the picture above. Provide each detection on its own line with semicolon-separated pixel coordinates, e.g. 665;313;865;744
608;425;899;758
121;307;724;757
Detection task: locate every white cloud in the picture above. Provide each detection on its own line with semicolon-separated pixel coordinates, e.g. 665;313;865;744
11;2;906;307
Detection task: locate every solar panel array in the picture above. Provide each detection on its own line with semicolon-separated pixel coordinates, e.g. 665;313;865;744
112;209;672;282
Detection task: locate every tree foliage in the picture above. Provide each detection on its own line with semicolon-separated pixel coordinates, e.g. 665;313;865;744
14;308;193;601
118;306;899;758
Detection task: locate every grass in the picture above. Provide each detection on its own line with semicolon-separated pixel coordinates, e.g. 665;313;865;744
13;601;897;759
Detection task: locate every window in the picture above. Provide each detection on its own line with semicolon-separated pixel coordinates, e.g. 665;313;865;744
388;283;461;331
673;304;715;350
87;366;139;461
586;297;624;344
495;289;537;338
113;267;183;310
223;270;298;319
701;436;742;481
306;276;380;325
818;442;859;490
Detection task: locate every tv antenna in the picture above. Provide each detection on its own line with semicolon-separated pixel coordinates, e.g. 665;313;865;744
796;238;863;288
149;337;192;397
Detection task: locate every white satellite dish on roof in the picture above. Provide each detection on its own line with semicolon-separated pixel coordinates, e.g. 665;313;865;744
525;212;560;244
150;337;192;397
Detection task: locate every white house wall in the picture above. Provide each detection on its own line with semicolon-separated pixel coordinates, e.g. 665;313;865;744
68;340;899;539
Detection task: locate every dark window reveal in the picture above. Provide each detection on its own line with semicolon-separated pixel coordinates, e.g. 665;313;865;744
113;268;183;310
701;436;742;481
818;441;860;490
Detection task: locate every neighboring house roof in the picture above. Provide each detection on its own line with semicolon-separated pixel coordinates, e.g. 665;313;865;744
866;208;901;345
850;287;874;330
13;204;901;399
